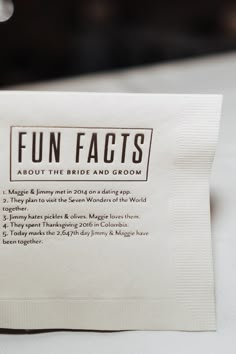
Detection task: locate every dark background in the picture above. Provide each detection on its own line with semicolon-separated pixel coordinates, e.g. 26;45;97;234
1;0;236;87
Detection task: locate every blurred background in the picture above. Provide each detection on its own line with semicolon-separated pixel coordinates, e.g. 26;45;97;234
0;0;236;87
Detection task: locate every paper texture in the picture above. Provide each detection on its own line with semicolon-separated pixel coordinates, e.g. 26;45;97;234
0;92;222;330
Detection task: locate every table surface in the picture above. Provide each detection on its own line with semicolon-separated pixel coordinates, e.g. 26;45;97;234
2;52;236;353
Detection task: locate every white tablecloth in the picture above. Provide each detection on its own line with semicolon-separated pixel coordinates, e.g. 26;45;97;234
2;52;236;353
